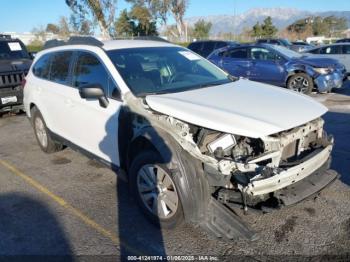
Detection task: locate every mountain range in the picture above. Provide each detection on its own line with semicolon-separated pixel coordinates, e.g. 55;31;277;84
185;8;350;35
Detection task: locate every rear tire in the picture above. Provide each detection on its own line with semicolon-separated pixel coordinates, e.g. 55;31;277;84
129;150;184;229
287;73;313;94
31;107;63;153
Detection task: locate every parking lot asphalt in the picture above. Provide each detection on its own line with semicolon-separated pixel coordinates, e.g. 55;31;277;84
0;87;350;260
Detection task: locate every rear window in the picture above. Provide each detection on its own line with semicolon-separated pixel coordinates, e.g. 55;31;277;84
0;41;30;60
33;54;51;79
49;51;73;84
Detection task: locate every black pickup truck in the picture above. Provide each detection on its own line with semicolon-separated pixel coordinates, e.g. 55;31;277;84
0;34;32;117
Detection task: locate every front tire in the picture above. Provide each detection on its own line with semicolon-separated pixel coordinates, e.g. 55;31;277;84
287;73;313;94
31;107;63;153
129;150;184;229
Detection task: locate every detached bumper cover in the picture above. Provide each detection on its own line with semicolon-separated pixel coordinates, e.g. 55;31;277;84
314;72;344;92
246;144;333;196
276;168;339;206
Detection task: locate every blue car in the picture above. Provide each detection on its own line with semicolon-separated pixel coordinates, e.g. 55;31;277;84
208;44;346;94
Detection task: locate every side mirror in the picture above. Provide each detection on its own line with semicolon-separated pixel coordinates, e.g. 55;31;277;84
79;84;109;108
29;52;37;59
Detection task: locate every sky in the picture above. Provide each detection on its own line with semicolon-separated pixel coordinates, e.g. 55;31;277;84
1;0;349;33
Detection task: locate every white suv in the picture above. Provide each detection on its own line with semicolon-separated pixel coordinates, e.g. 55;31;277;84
24;37;338;240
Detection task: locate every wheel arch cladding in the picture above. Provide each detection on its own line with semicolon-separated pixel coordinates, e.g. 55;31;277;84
127;126;211;223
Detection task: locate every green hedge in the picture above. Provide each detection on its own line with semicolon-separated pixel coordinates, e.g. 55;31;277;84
175;42;190;47
26;45;43;53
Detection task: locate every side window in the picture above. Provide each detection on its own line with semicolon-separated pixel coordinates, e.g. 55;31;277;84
342;45;350;54
215;42;227;49
202;42;216;57
188;42;201;52
309;48;320;54
32;54;51;79
49;51;73;84
225;48;248;59
73;52;120;99
250;47;276;60
320;46;341;54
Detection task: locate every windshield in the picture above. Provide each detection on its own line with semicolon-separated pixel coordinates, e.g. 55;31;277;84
107;47;231;96
280;39;292;46
272;45;303;59
0;41;30;60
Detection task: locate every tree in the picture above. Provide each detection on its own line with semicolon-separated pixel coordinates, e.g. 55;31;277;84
31;26;47;44
69;13;93;35
114;9;135;36
130;5;157;36
79;20;93;35
170;0;188;41
126;0;171;26
46;23;60;34
58;16;71;39
251;22;262;38
261;16;277;37
193;19;212;39
65;0;117;39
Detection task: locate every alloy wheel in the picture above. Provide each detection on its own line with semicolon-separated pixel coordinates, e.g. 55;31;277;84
34;117;48;148
137;164;179;219
289;76;310;93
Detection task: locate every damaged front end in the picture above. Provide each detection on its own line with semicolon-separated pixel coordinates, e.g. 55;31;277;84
199;118;338;212
125;93;338;240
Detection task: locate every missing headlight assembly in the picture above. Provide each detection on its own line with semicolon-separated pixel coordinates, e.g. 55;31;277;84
196;118;338;212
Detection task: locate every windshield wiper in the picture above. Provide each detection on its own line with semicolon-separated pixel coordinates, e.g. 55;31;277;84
228;74;239;82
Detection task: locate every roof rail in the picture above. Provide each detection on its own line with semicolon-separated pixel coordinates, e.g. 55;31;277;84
113;36;169;43
0;34;12;40
43;36;104;50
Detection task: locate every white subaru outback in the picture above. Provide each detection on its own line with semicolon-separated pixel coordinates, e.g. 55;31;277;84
24;37;338;240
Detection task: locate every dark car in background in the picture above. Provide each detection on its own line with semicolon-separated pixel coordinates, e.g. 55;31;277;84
291;41;315;52
304;43;350;73
256;38;292;47
187;40;238;58
336;38;350;43
256;38;313;52
208;43;345;94
0;34;32;116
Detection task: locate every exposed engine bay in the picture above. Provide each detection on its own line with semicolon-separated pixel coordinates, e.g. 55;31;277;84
127;93;335;212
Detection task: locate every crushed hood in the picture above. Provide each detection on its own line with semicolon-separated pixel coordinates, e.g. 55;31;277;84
293;56;340;68
145;79;327;138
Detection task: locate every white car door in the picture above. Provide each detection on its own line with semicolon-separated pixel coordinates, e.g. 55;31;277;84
32;51;75;137
64;51;122;166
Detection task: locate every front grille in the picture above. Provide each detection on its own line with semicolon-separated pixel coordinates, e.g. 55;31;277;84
0;72;26;88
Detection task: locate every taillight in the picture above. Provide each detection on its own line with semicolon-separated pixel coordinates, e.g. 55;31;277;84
21;76;26;89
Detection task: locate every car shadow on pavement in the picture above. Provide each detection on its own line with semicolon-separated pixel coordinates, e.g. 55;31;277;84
0;193;72;260
100;106;170;260
323;111;350;186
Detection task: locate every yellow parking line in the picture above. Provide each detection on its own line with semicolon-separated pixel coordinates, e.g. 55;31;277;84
0;159;120;247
